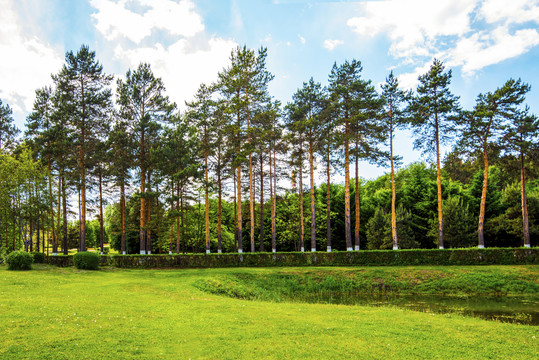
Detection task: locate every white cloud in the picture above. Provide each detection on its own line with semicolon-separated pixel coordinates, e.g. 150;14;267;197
298;34;306;44
90;0;204;44
347;0;539;79
347;0;473;59
0;0;63;125
449;26;539;74
90;0;238;109
113;38;237;111
479;0;539;24
323;39;343;51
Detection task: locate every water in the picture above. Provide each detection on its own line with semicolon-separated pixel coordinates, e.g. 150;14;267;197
301;292;539;326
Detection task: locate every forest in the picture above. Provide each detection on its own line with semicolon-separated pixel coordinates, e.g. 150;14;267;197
0;44;537;256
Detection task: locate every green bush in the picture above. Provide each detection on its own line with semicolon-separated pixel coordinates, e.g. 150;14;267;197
102;246;110;255
6;251;33;270
31;252;45;263
73;251;100;270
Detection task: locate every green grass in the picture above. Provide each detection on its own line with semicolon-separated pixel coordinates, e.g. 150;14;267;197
0;264;537;359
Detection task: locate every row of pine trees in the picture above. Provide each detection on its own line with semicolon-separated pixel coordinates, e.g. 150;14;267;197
0;44;537;255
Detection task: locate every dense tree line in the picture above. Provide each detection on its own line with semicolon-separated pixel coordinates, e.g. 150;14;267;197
0;44;537;256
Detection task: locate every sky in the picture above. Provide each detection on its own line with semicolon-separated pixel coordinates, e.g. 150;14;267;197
1;0;539;180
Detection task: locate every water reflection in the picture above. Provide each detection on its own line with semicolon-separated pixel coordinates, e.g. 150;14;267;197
301;292;539;325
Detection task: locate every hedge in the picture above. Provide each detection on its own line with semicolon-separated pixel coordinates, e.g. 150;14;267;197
44;248;538;269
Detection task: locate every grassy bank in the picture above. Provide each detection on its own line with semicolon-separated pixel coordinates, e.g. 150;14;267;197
1;265;537;359
195;266;539;301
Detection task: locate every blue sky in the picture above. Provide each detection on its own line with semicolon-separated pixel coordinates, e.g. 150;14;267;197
1;0;539;179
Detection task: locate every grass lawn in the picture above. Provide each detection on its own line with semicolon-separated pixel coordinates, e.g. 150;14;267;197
0;264;537;359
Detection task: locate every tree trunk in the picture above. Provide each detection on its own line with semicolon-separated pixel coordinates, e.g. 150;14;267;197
478;144;488;248
326;151;332;252
62;172;67;255
99;169;104;254
80;126;86;252
344;122;352;251
121;181;126;254
205;147;210;254
521;150;530;247
140;132;146;254
309;142;316;252
48;159;56;254
299;154;304;252
259;154;265;252
354;149;360;251
237;165;243;253
390;122;398;250
146;173;152;254
270;147;275;253
233;168;237;252
54;175;61;255
176;184;181;253
435;118;444;249
217;160;222;253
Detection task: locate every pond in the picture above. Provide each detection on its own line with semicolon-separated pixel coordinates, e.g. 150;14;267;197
300;292;539;326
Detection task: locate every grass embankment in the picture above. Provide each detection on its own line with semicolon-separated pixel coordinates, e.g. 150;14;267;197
195;266;539;302
0;265;537;360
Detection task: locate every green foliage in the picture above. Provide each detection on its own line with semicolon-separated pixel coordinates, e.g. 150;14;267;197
6;251;33;270
366;204;418;249
73;251;100;270
45;248;538;268
31;252;45;264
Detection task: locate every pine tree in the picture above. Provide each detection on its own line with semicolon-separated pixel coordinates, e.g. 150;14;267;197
286;78;326;251
53;45;113;251
459;79;530;247
380;72;410;250
0;99;19;152
116;63;175;254
408;59;459;249
218;46;274;253
503;106;538;247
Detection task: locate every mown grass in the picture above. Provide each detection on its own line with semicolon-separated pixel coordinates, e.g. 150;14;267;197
0;264;537;359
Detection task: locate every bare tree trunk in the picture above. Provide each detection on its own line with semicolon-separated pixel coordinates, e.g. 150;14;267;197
205;148;210;254
435;118;444;249
520;150;530;247
54;175;61;255
299;154;304;252
217;164;222;253
121;181;126;254
237;165;243;253
354;149;360;251
270;148;275;253
99;170;104;254
80;125;87;252
147;174;152;254
309;142;316;252
259;154;265;252
176;184;181;254
390;122;398;250
62;172;67;255
140;134;146;254
326;152;332;252
478;144;488;248
233;168;237;252
344;122;352;251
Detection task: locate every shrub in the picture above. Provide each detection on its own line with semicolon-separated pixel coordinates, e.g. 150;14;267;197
6;251;33;270
102;246;110;255
31;252;45;263
73;251;100;270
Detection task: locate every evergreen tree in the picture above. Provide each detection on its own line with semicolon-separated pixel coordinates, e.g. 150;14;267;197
286;78;326;251
408;59;460;249
116;63;175;254
381;71;410;250
503;107;539;247
459;79;530;247
0;99;19;152
53;45;113;251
